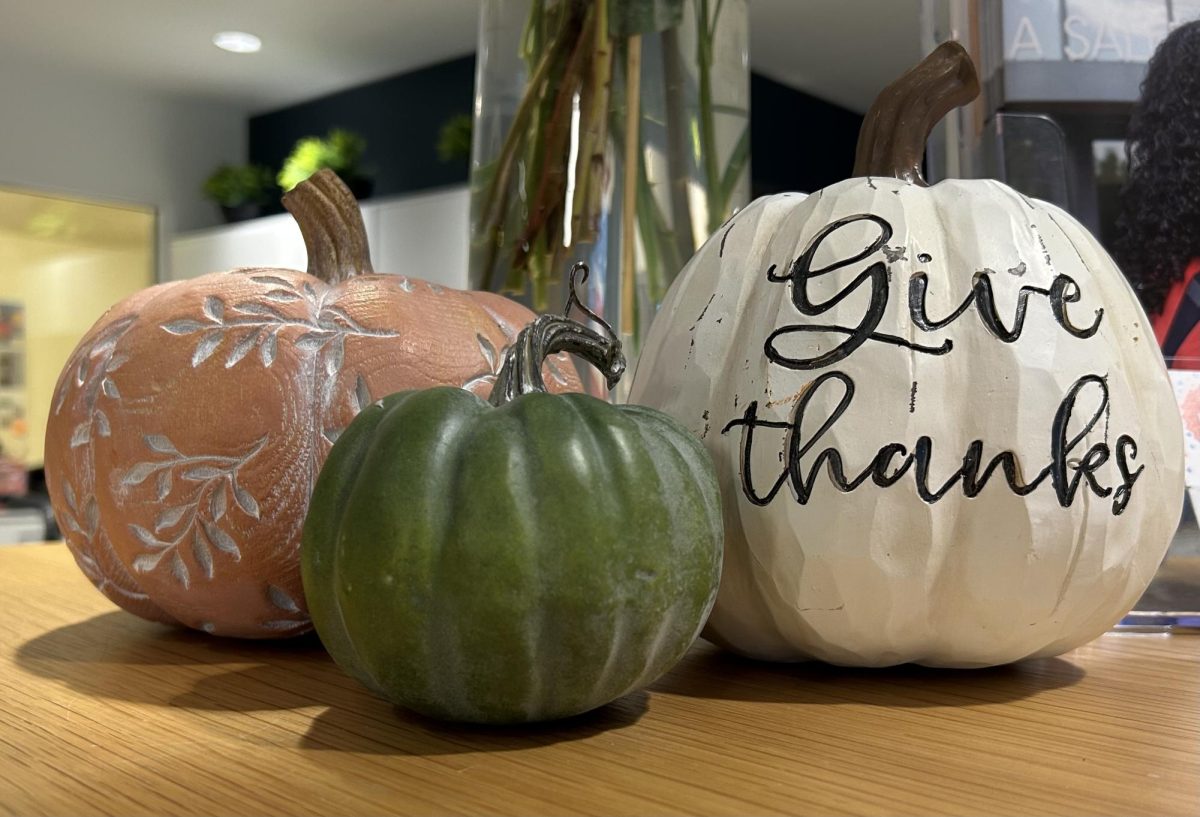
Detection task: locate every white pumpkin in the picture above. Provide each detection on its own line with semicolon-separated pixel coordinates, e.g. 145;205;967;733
629;43;1184;667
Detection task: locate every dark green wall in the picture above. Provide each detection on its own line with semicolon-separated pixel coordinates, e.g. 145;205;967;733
248;55;863;210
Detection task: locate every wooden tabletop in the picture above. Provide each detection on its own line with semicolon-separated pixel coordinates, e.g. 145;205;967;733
2;543;1197;816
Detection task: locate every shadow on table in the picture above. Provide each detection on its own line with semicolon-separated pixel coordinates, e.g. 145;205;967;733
16;610;330;711
301;689;648;756
650;640;1085;707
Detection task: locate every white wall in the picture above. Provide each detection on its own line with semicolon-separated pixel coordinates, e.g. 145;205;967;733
0;54;247;252
170;186;470;289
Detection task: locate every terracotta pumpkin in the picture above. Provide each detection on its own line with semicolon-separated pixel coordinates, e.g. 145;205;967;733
45;170;580;638
629;44;1184;666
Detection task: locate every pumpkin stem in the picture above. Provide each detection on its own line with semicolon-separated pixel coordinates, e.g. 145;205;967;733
281;169;375;284
852;41;980;186
490;263;626;406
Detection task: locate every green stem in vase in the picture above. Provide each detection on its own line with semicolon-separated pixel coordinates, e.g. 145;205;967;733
512;3;597;276
477;10;580;291
660;24;698;267
696;0;724;235
571;0;613;247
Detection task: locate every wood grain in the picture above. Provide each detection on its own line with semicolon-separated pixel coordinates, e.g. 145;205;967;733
1;543;1197;816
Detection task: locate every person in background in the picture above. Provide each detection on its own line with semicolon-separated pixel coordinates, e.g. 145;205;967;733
1115;20;1200;367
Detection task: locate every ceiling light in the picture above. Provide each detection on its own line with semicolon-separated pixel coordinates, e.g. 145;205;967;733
213;31;262;54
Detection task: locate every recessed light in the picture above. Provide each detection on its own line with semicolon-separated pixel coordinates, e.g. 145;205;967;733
213;31;262;54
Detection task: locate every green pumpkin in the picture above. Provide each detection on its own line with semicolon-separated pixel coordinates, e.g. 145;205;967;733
302;267;723;723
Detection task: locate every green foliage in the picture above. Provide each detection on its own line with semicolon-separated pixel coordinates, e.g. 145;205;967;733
437;113;474;163
201;164;276;207
277;129;368;191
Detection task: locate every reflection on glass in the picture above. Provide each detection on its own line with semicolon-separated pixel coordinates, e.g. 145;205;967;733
1004;0;1064;61
1062;0;1169;62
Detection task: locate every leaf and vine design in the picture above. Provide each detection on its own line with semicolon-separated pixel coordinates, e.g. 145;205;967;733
119;433;266;589
323;374;375;445
160;274;398;371
261;583;307;632
56;315;136;448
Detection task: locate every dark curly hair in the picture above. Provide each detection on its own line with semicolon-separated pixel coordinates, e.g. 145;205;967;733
1114;21;1200;316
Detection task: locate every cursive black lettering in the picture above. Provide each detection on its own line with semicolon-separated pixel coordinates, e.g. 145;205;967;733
765;215;951;370
910;271;1104;343
722;372;1136;515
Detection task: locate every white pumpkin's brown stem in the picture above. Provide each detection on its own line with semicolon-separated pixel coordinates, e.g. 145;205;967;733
852;41;981;186
281;169;375;284
490;263;626;406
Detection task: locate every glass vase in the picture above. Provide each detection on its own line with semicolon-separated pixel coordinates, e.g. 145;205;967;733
468;0;750;397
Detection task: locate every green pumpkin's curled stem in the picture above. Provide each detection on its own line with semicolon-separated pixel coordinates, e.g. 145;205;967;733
852;41;981;186
489;262;627;407
281;168;375;284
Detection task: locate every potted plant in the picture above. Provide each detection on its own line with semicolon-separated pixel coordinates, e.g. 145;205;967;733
202;164;276;223
277;129;372;199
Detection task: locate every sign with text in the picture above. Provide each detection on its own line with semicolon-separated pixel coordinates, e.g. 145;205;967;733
1003;0;1199;63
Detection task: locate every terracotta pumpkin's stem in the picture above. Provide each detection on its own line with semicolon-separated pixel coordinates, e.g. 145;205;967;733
281;169;374;284
490;263;626;406
852;41;981;186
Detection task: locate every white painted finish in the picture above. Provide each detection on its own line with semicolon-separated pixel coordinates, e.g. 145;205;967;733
631;179;1184;667
169;187;470;289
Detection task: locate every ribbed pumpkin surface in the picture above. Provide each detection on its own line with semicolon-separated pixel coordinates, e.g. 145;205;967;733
302;387;723;723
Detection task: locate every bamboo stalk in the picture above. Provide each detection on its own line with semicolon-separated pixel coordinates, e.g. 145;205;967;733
620;34;642;339
660;25;697;267
512;4;597;274
571;0;613;245
477;6;583;290
696;0;724;235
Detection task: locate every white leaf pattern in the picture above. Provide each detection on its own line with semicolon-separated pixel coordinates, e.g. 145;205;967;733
101;378;121;399
232;482;260;519
122;462;158;486
233;302;285;318
170;551;190;589
295;332;329;351
129;524;168;549
210;487;227;521
156;470;172;501
203;296;224;322
162;319;206;335
260;333;277;367
250;275;293;288
183;466;224;481
325;335;344;376
133;551;167;573
192;331;222;366
203;521;241;560
70;423;91;448
267;585;300;613
478;334;497;370
122;435;263;586
155;506;187;532
225;330;259;368
145;435;177;454
192;530;214;579
94;411;111;438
